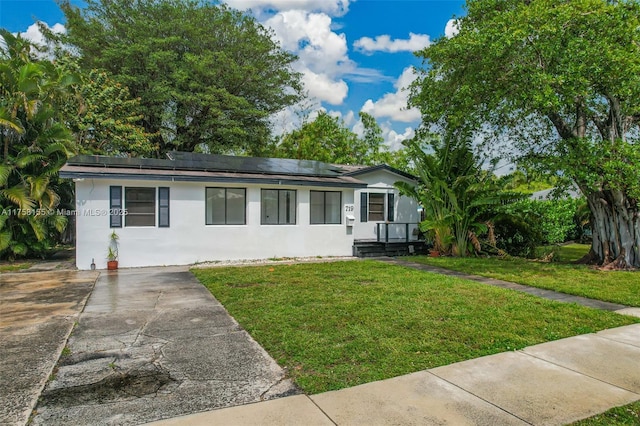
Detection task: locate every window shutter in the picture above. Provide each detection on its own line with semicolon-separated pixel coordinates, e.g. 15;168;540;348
158;187;170;228
360;192;368;222
387;193;395;222
110;186;122;228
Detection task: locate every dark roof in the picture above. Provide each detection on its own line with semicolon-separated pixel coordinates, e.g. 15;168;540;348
60;152;369;188
340;164;419;182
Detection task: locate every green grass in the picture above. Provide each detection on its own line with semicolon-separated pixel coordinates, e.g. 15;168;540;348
411;245;640;307
571;401;640;425
538;243;591;262
193;260;638;394
0;262;31;273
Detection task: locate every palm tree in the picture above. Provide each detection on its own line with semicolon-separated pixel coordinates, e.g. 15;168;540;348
0;30;78;258
397;134;522;257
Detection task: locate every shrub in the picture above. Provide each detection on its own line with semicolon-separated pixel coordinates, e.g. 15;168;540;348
493;197;584;257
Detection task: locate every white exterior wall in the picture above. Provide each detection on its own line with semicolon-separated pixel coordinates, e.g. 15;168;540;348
353;170;420;241
74;178;355;270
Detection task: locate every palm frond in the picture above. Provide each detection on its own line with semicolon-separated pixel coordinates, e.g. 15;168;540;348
27;175;50;201
0;164;13;187
29;218;46;241
1;185;35;210
0;107;25;133
14;153;45;168
11;242;27;256
48;213;68;233
0;230;12;252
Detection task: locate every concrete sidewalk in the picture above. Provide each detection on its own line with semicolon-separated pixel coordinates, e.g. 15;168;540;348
150;323;640;426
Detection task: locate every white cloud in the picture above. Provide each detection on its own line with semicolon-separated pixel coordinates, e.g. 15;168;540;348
265;9;355;105
353;32;431;54
381;124;415;151
361;67;420;122
301;71;348;105
17;22;65;47
266;11;349;73
225;0;350;17
444;18;460;38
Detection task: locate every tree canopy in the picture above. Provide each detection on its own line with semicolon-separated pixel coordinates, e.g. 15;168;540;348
273;111;410;169
410;0;640;267
56;56;155;156
60;0;303;156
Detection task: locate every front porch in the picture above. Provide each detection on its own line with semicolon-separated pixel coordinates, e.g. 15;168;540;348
353;222;428;257
352;240;429;257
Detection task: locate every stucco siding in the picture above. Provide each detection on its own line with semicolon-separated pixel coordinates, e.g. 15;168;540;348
352;170;420;241
75;179;355;270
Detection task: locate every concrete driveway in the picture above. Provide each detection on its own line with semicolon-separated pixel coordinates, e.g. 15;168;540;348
0;270;98;425
30;266;298;425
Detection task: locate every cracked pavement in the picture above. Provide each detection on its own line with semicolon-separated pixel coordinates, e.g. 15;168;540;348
31;266;299;425
0;270;98;425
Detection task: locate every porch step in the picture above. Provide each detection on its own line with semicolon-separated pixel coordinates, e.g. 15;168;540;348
353;241;428;258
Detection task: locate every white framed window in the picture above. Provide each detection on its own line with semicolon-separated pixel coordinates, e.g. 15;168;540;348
206;188;246;225
261;189;296;224
310;191;341;224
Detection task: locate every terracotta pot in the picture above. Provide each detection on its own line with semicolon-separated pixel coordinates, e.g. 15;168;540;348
429;250;440;257
107;260;118;270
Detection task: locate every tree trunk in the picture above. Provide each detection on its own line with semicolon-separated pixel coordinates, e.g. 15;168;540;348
586;189;639;269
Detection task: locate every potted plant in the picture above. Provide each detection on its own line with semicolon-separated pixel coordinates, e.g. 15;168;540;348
107;231;119;270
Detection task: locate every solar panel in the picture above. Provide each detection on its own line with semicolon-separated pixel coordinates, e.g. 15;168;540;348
66;152;346;177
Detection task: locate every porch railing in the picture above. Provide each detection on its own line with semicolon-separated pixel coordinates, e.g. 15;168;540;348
375;222;421;243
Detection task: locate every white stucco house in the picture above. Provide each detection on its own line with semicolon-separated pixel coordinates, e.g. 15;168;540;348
60;152;423;270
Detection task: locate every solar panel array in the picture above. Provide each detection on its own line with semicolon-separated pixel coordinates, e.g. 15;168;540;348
67;151;346;177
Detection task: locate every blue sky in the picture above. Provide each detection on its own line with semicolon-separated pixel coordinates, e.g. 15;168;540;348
1;0;466;148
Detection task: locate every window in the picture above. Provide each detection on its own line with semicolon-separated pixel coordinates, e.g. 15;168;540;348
368;193;385;221
125;187;156;227
310;191;341;224
360;192;395;222
261;189;296;224
206;188;246;225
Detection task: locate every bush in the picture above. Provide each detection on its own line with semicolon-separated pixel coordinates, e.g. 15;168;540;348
492;212;543;258
493;197;584;257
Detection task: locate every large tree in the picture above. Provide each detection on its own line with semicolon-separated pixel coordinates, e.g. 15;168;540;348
57;57;155;156
60;0;303;156
411;0;640;268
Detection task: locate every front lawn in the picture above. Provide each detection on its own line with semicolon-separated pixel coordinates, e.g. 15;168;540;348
411;247;640;307
193;260;638;394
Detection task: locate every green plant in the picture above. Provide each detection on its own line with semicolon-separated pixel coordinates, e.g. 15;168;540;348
107;231;118;261
397;134;523;257
497;198;585;254
0;30;77;260
107;246;117;261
